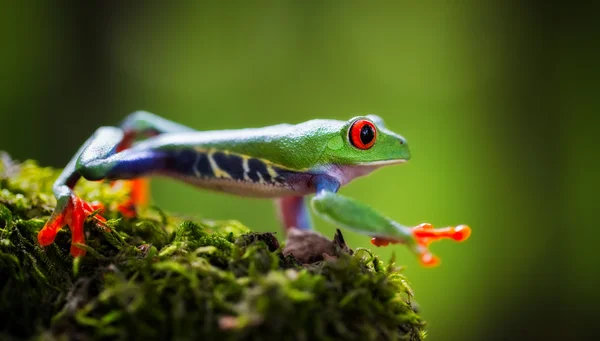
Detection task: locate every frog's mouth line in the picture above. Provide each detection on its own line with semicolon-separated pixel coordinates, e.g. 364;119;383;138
331;159;408;185
356;159;407;167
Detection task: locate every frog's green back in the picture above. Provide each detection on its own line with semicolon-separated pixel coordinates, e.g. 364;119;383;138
147;119;343;170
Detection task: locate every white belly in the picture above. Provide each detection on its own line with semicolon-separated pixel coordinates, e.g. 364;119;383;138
162;172;311;198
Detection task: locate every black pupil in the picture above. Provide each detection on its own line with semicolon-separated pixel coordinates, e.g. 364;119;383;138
360;124;374;145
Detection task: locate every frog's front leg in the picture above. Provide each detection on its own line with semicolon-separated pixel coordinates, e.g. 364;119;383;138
309;175;471;266
38;127;172;257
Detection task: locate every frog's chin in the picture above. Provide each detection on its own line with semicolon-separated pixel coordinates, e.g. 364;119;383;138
355;159;407;167
328;159;407;186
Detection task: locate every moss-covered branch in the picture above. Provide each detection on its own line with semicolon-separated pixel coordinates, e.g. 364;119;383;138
0;152;426;341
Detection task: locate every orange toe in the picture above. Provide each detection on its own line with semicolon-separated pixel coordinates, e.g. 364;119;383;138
419;252;440;267
370;237;390;247
412;223;472;246
452;225;471;242
38;214;64;246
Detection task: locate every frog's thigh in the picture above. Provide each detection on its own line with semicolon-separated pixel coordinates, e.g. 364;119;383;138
77;146;171;181
75;127;169;180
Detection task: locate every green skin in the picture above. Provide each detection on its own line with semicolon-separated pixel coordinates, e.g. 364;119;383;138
37;111;470;265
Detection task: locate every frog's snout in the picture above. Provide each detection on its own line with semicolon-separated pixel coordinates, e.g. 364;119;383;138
398;138;411;160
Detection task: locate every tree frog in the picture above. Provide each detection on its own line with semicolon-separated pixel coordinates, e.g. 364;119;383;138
37;111;471;266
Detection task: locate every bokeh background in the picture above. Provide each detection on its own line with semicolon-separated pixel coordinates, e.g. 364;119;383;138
1;1;597;340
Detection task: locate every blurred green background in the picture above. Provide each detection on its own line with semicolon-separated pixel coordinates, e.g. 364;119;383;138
1;1;597;340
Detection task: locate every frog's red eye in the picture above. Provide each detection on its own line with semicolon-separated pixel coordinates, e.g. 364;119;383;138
349;119;377;150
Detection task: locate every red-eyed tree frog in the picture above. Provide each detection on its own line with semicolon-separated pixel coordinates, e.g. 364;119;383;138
37;111;471;266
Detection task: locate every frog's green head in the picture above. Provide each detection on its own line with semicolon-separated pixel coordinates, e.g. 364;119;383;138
320;115;411;167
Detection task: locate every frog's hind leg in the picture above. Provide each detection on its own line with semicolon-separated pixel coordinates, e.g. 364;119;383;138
117;110;196;151
38;127;171;257
113;111;197;215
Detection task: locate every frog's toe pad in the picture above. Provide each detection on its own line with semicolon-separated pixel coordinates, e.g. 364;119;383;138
419;252;440;267
452;225;472;241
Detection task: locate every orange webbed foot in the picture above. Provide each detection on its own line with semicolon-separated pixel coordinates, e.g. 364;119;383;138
38;195;107;257
370;223;471;267
412;223;471;267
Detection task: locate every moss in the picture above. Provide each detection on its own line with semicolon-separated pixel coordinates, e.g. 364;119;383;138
0;153;426;341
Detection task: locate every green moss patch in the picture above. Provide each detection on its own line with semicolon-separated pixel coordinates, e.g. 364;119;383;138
0;152;425;340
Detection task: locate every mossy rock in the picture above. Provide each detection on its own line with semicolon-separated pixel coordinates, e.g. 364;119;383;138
0;152;426;341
